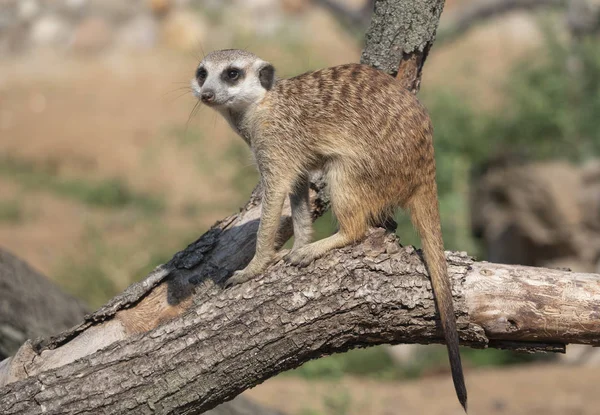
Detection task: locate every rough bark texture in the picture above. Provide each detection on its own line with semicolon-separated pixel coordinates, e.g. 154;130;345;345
2;1;595;414
361;0;445;92
0;248;88;359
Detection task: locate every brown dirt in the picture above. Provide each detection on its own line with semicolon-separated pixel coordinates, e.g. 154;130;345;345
245;363;600;415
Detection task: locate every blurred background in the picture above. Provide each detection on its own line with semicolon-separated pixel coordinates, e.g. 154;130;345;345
1;0;600;414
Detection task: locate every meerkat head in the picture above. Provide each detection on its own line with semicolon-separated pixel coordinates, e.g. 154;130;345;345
191;49;275;113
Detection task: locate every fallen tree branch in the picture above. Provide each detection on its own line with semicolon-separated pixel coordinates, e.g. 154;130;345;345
2;227;599;414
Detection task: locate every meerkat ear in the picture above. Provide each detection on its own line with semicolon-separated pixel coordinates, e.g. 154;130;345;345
259;63;275;90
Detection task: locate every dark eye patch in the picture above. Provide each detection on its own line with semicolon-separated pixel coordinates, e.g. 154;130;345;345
221;67;244;84
196;67;207;86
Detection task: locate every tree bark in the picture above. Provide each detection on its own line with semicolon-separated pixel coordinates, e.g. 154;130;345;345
361;0;445;92
1;1;595;414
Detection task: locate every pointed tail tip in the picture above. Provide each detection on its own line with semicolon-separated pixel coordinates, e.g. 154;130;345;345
459;395;468;413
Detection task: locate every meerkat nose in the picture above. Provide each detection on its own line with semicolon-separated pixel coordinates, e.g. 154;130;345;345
201;91;215;103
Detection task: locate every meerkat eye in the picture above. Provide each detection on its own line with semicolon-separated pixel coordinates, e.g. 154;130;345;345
227;69;240;80
196;67;207;80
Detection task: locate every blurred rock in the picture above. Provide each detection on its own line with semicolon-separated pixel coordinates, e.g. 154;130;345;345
30;14;71;48
65;0;89;12
71;16;112;53
18;0;40;22
148;0;173;18
562;344;600;366
226;4;284;37
160;10;206;51
386;344;421;365
471;157;600;273
117;15;158;50
233;0;279;9
281;0;310;14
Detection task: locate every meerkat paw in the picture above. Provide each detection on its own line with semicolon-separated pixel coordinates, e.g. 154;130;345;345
274;249;290;262
225;254;277;287
226;261;267;287
225;268;261;287
284;246;320;268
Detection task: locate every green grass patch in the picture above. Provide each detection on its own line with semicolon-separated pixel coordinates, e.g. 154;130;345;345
54;258;117;309
0;156;164;213
286;344;551;383
288;346;401;380
224;140;259;201
0;200;23;223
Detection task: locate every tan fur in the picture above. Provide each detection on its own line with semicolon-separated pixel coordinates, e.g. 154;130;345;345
193;50;467;410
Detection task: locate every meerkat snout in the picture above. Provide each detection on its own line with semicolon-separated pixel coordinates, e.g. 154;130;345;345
200;90;215;103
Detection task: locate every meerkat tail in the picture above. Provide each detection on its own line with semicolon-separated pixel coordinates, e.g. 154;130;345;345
409;184;467;412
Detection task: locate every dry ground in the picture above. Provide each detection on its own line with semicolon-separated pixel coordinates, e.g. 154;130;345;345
246;363;599;415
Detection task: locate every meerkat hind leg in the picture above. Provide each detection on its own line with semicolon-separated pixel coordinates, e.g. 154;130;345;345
285;169;369;267
272;174;313;263
284;232;356;267
290;174;312;249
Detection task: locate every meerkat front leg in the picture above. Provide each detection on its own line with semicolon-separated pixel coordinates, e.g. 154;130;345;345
226;174;292;287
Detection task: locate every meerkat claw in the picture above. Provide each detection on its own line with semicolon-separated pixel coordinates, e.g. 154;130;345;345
274;249;290;262
284;247;316;268
225;270;253;287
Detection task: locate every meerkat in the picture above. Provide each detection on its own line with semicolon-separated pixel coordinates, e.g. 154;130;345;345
191;49;467;411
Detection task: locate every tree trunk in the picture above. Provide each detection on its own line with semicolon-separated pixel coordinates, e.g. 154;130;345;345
361;0;445;92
